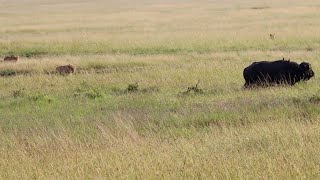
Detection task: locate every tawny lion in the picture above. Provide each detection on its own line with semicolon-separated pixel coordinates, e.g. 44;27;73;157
56;64;76;74
4;55;19;62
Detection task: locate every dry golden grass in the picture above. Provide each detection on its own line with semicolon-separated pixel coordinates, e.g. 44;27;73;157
1;0;320;179
2;119;320;179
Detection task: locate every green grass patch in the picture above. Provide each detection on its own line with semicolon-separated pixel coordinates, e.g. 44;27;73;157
0;38;319;57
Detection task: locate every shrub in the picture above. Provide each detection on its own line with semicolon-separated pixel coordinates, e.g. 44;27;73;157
0;69;16;77
126;83;139;92
179;81;204;95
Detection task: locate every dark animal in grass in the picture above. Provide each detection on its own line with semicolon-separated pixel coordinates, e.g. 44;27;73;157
4;55;19;62
243;59;314;87
56;64;76;74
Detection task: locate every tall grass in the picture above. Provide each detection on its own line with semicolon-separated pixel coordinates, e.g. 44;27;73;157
1;0;320;179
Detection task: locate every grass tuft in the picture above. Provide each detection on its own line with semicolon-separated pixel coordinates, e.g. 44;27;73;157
0;69;16;76
85;88;106;99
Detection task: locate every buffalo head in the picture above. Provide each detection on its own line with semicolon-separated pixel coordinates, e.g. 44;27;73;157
299;62;314;80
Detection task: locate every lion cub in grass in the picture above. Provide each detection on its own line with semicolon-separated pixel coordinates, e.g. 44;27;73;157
56;64;76;74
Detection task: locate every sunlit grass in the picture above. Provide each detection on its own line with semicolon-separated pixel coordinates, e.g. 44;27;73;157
0;37;319;56
1;0;320;179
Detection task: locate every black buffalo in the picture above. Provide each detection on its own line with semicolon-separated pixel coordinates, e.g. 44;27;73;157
243;59;314;87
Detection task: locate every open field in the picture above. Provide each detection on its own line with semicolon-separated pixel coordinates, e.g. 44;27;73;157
1;0;320;179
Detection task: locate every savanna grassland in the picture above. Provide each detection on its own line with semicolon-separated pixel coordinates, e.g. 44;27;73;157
1;0;320;179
